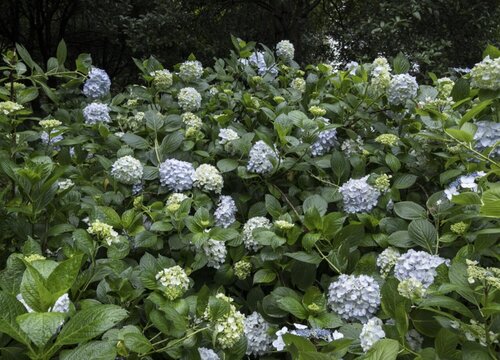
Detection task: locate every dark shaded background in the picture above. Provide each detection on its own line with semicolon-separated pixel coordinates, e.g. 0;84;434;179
2;0;499;86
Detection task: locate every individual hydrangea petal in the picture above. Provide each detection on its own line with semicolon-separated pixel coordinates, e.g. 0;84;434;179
327;274;381;322
193;164;224;193
247;141;278;175
359;317;385;352
244;312;273;356
83;103;111;125
470;56;500;90
387;74;418;105
179;60;203;82
159;159;195;191
394;249;449;288
155;265;190;300
83;67;111;99
111;155;143;185
339;176;380;214
242;216;271;251
276;40;295;62
178;87;202;111
214;195;237;228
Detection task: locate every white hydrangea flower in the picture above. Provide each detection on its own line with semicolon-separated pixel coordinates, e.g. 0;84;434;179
291;324;343;342
394;249;449;288
398;278;427;300
214;195;237;228
178;87;202;111
474;121;500;157
436;77;455;99
360;317;385;352
83;103;111;125
272;326;289;351
311;129;338;157
470;56;500;90
193;164;224;193
159;159;195;191
87;219;120;246
341;136;364;156
345;61;359;75
49;293;70;313
327;274;381;322
57;179;74;191
166;193;189;212
111;155;143;185
198;347;220;360
290;77;306;92
406;329;424;351
247;140;278;175
202;239;227;269
387;74;418;105
83;67;111;99
181;112;202;129
150;69;173;90
210;294;245;349
376;247;400;278
371;57;391;93
218;128;240;144
276;40;295;62
179;60;203;82
0;101;23;115
155;265;190;300
242;216;272;251
244;312;273;356
339;176;381;214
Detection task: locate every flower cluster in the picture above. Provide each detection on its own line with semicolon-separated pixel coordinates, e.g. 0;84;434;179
473;121;500;157
341;136;364;156
210;294;245;349
360;317;385;352
387;74;418;105
276;40;295;62
466;260;500;290
247;141;277;174
244;312;273;356
178;87;202;111
179;60;203;82
339;176;381;214
41;130;64;146
181;112;202;130
198;348;220;360
57;178;74;191
87;219;120;246
214;195;237;228
327;274;381;322
247;51;277;76
83;67;111;99
111;155;143;185
370;57;391;93
444;171;485;200
394;249;449;288
159;159;195;191
218;128;239;145
155;265;190;300
274;220;294;230
0;100;23;115
291;324;344;342
49;293;71;313
311;129;338;157
39;119;62;129
470;55;500;90
234;259;252;280
83;103;111;125
436;77;455;99
193;164;224;193
290;77;306;92
398;278;427;301
376;247;400;278
150;69;173;91
202;239;227;269
375;133;399;146
166;193;189;212
242;216;271;251
450;320;499;347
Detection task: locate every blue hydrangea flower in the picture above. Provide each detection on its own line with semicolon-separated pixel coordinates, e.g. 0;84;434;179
394;249;449;288
387;74;418;105
159;159;195;191
83;67;111;99
247;141;277;175
83;103;111;125
214;195;237;228
339;176;380;213
311;129;338;156
474;121;500;157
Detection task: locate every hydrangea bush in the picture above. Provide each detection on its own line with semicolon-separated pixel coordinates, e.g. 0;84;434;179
0;38;498;359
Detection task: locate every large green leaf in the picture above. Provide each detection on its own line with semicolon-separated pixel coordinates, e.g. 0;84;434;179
59;341;117;360
361;339;399;360
408;219;437;252
47;254;83;295
16;312;65;347
0;292;30;345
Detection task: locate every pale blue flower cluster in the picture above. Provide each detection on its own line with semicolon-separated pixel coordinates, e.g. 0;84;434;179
327;274;381;322
83;103;111;125
244;312;273;356
247;51;278;76
41;130;63;146
247;140;277;175
198;347;220;360
214;195;237;228
444;171;485;200
360;317;385;352
83;67;111;99
311;129;338;157
159;159;195;191
202;239;227;269
387;74;418;105
178;87;202;111
111;155;143;185
339;176;381;214
474;121;500;157
394;249;449;288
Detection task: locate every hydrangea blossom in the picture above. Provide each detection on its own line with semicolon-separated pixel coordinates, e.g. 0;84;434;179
291;324;344;342
181;112;202;130
155;265;190;300
41;130;64;146
87;219;120;246
341;136;364;156
276;40;295;62
193;164;224;193
159;159;195;191
473;121;500;157
272;326;289;351
339;176;381;213
218;128;239;144
376;247;400;278
83;103;111;125
360;317;385;352
202;239;227;269
244;312;273;356
470;56;500;90
394;249;449;288
406;329;424;351
179;60;203;82
387;74;418;105
290;77;306;92
247;140;277;175
371;57;391;93
39;119;62;129
83;67;111;99
327;274;381;322
345;61;359;75
111;155;143;185
214;195;237;228
57;179;74;191
209;294;245;349
242;216;271;251
166;193;189;212
436;77;455;99
444;171;486;200
311;129;338;156
198;348;220;360
246;51;278;76
178;87;202;111
234;258;252;280
398;278;427;300
150;69;173;90
0;100;23;115
50;293;70;313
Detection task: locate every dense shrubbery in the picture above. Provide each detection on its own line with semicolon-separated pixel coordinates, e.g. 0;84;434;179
0;37;499;360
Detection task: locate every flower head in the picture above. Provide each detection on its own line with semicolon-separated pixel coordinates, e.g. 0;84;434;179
339;176;381;214
470;56;500;90
198;348;220;360
290;78;306;92
234;259;252;280
398;278;427;300
0;101;23;115
178;87;202;111
214;195;237;228
276;40;295;62
202;239;227;269
150;69;173;90
242;217;271;251
387;74;418;105
473;121;500;157
159;159;195;191
375;133;399;146
377;247;400;278
83;103;111;125
244;312;273;356
111;155;143;185
311;129;338;157
193;164;224;193
360;317;385;352
179;60;203;82
394;249;449;288
166;193;188;212
155;265;190;300
247;141;278;175
87;219;120;246
83;67;111;99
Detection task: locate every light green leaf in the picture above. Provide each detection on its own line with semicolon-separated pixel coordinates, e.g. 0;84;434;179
361;339;399;360
60;341;117;360
17;312;65;347
408;219;437;252
0;292;30;345
394;201;427;220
